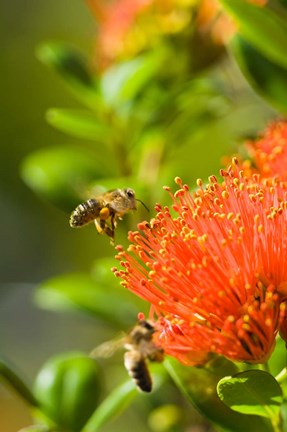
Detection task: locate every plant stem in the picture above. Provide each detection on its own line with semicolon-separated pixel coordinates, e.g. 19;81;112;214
271;411;284;432
258;362;271;374
0;358;38;407
275;367;287;383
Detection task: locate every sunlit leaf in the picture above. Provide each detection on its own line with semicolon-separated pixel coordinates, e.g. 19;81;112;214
21;146;108;211
46;109;112;142
165;358;273;432
217;370;282;419
230;35;287;114
221;0;287;69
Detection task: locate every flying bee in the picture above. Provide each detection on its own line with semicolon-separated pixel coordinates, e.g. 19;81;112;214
70;188;148;241
90;320;164;392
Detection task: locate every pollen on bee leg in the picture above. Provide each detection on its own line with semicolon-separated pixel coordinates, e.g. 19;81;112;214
99;207;110;220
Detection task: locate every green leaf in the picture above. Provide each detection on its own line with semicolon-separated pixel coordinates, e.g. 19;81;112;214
33;352;102;432
101;52;162;108
230;35;287;114
165;358;274;432
221;0;287;69
36;42;100;108
34;258;146;326
217;370;283;419
46;109;112;142
20;146;108;211
81;380;137;432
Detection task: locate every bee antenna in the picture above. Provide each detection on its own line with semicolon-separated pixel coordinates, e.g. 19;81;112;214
136;199;149;212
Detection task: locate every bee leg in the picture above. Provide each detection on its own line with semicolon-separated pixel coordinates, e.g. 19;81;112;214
94;218;103;234
97;217;114;241
110;212;118;232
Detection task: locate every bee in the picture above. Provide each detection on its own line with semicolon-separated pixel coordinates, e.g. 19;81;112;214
90;320;164;392
70;188;147;241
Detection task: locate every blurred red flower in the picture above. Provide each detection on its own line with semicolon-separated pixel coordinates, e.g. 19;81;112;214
86;0;267;69
114;158;287;365
246;120;287;181
86;0;194;68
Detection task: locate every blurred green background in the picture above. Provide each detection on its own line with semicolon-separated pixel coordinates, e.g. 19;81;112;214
0;0;279;431
1;2;102;430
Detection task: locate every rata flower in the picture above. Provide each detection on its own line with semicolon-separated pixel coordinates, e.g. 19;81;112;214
246;120;287;181
87;0;267;69
114;158;287;366
87;0;196;68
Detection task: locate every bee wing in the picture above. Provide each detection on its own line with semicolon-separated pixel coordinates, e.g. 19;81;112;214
90;336;126;359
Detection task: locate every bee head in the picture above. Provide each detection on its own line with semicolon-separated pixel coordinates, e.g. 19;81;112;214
139;320;155;333
125;188;135;199
129;320;155;342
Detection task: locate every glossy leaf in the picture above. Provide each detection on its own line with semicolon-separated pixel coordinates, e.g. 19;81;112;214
230;35;287;114
165;358;274;432
34;258;146;326
81;380;137;432
217;370;283;419
101;52;162;108
221;0;287;69
21;146;108;211
46;109;111;142
33;352;102;432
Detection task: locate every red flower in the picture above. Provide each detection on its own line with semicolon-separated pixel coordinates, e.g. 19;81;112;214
114;159;287;365
87;0;267;68
86;0;152;67
247;120;287;181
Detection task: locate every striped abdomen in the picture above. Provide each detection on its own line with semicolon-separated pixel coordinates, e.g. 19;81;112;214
70;199;101;227
124;351;152;393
